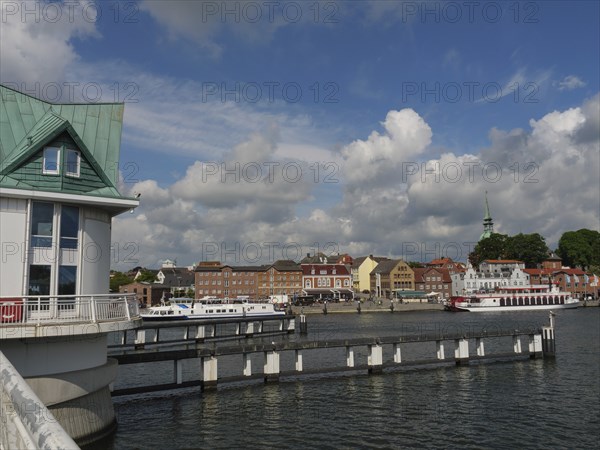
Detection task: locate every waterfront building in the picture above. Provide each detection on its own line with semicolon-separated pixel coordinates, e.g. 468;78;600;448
370;260;415;298
301;263;353;300
256;260;303;298
451;260;530;295
194;263;258;299
0;84;140;444
352;255;391;292
119;281;171;306
414;267;453;299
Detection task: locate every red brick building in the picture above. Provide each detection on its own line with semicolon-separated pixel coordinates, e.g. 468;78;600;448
301;263;353;300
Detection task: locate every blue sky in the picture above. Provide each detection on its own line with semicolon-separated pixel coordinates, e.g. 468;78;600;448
1;0;599;268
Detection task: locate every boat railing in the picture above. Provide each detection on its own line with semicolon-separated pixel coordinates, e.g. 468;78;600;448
0;293;139;326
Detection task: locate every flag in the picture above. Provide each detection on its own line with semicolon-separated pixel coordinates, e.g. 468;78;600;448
592;275;599;287
584;274;589;284
573;274;580;283
565;274;571;284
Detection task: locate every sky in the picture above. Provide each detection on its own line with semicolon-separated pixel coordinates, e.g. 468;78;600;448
1;0;599;269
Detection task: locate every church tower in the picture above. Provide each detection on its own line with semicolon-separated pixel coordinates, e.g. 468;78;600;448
479;191;494;241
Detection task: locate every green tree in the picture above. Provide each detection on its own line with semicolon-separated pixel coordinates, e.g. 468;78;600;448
109;272;133;292
468;233;509;268
505;233;550;268
557;229;600;269
407;261;424;268
137;269;157;283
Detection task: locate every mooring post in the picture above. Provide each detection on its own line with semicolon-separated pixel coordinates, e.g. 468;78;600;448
196;325;206;343
299;314;308;335
436;340;445;360
454;338;470;364
476;337;485;356
245;321;255;337
201;355;218;390
368;342;383;374
513;333;522;354
346;346;355;367
264;347;280;383
287;317;295;333
393;343;402;363
542;311;556;357
528;333;543;358
295;349;303;372
134;328;146;349
243;353;252;376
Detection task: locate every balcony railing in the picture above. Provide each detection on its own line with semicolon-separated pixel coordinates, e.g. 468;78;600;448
0;294;139;326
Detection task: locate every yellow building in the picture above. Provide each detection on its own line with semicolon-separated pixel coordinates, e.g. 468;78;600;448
370;259;415;298
353;255;390;293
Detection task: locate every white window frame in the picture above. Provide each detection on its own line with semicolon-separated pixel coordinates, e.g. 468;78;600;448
43;147;60;175
65;149;81;178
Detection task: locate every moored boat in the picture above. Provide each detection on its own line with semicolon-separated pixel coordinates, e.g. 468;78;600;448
445;284;579;312
140;297;286;321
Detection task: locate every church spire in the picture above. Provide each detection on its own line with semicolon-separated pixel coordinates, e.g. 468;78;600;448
479;191;494;241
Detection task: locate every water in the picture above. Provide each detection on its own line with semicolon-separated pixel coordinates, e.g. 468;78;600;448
102;309;599;449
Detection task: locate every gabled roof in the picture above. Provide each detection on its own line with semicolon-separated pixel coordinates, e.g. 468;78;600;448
301;264;350;276
371;259;402;275
0;84;129;198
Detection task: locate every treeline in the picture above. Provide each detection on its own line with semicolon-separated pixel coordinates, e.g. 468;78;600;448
469;229;600;270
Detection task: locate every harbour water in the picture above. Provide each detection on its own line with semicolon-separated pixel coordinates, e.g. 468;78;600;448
102;309;599;449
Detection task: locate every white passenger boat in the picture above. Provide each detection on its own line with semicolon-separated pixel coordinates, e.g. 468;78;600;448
445;284;579;312
140;297;286;321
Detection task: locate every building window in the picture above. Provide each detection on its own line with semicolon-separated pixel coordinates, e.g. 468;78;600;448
43;147;60;174
60;205;79;249
58;266;77;296
28;265;51;296
31;201;54;247
65;149;80;177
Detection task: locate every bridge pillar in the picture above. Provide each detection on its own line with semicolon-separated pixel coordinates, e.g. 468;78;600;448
243;353;252;376
513;335;522;354
476;338;485;356
528;334;543;358
295;349;303;372
201;356;218;390
346;346;354;367
393;343;402;363
264;350;280;383
454;338;470;364
436;340;445;360
368;344;383;374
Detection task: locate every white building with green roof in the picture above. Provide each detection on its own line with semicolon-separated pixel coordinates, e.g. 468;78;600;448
0;84;141;446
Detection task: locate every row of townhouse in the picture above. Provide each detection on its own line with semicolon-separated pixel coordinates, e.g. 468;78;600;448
121;254;599;306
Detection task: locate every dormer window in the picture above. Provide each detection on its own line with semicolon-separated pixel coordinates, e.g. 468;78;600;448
43;147;60;174
65;149;81;177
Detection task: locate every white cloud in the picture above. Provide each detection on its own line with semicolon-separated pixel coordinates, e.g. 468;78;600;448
557;75;586;91
0;0;98;90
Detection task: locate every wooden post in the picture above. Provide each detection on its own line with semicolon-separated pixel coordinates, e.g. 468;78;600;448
299;315;307;335
201;355;218;390
243;353;252;376
393;343;402;363
264;349;280;383
245;321;254;337
287;318;295;334
295;349;303;372
346;346;355;367
454;338;469;364
196;325;206;343
528;334;542;358
134;328;146;349
513;335;522;354
436;340;445;360
476;338;485;356
368;344;383;374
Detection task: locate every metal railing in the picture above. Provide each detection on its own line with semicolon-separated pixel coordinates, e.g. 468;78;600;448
0;351;79;449
0;294;139;326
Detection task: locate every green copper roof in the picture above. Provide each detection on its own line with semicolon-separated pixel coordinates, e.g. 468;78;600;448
484;190;492;221
0;84;127;198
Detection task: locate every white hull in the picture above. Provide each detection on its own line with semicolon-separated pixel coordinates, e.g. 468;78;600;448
454;302;580;312
141;298;285;321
